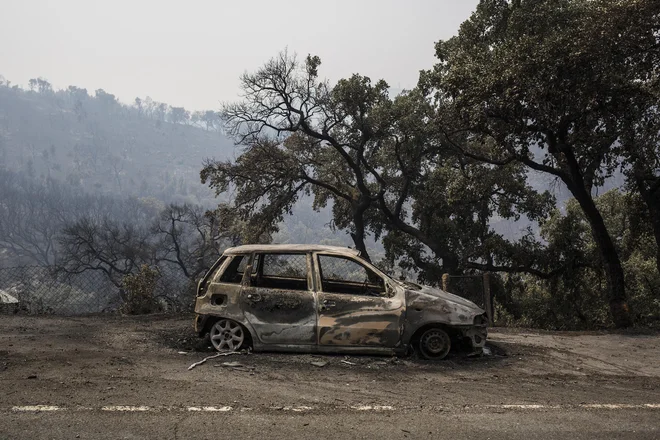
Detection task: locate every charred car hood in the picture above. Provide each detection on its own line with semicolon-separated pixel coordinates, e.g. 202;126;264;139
400;281;485;325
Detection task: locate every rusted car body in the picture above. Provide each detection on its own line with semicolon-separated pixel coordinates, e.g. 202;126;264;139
194;244;488;359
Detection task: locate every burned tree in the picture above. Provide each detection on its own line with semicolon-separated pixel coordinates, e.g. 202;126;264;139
153;204;223;280
57;217;154;293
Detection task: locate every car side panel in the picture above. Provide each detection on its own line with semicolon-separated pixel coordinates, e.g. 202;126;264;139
316;287;405;348
312;252;406;348
240;286;317;344
194;282;244;319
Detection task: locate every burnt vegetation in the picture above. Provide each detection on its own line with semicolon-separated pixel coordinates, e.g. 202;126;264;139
1;0;659;328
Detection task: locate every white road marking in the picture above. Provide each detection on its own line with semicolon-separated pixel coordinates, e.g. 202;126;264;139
187;406;232;412
7;403;660;413
11;405;60;412
581;404;660;409
350;405;395;411
496;405;561;409
101;406;151;412
269;405;313;412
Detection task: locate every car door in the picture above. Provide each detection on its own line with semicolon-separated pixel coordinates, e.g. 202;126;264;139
315;253;404;348
239;252;317;345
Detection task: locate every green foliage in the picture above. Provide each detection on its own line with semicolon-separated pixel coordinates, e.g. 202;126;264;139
202;52;402;259
205;51;554;276
424;0;660;327
120;265;161;315
497;190;659;329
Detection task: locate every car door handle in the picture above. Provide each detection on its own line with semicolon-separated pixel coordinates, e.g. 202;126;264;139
322;299;336;307
247;293;262;302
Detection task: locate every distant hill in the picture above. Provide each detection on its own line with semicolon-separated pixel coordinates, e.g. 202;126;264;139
0;79;361;267
1;77;623;266
0;80;234;205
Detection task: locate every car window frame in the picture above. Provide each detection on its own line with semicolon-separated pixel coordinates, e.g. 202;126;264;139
214;254;253;284
197;255;229;297
314;252;389;297
203;255;228;284
249;252;314;292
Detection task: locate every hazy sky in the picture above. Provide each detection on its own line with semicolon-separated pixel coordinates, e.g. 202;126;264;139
1;0;478;110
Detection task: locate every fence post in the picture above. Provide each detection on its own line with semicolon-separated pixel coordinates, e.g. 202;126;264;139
442;273;450;292
483;272;493;325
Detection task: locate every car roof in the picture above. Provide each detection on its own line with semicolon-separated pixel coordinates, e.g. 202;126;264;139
223;244;361;257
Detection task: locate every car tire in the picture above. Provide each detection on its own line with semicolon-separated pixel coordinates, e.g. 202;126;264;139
209;319;246;352
417;328;451;360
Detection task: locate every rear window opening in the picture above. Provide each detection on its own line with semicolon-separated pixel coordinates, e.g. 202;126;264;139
219;255;253;284
197;256;227;296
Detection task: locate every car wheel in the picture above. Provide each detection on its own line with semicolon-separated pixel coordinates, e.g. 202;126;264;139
418;328;451;360
209;319;245;352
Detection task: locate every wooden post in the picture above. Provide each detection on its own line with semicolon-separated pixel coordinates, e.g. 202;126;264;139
483;272;493;325
442;273;450;292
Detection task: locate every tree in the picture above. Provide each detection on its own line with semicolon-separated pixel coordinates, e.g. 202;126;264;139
67;86;88;99
108;155;124;191
423;0;656;326
191;111;202;128
201;110;219;131
57;217;154;292
95;89;117;107
202;53;394;260
202;52;554;275
58;202;231;287
523;190;659;328
364;89;555;280
621;109;660;275
608;0;660;274
154;103;167;122
0;170;64;265
134;97;143;115
143;96;155;118
168;106;190;125
36;78;52;94
67;86;88;121
153;204;223;279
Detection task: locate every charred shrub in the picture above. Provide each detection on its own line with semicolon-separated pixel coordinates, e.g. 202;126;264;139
120;265;161;315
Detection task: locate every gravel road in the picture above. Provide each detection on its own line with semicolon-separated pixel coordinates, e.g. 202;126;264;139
0;315;658;439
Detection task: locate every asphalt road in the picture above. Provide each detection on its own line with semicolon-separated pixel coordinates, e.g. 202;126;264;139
0;315;658;439
3;406;659;440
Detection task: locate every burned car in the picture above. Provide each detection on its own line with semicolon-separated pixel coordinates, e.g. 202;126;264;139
194;244;488;360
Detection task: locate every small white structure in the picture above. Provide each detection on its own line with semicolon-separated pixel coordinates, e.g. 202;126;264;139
0;290;19;304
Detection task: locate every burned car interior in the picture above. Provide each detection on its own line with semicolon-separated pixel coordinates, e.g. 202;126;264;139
253;253;308;291
318;254;386;296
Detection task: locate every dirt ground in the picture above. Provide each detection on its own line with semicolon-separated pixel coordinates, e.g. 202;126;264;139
1;314;659;439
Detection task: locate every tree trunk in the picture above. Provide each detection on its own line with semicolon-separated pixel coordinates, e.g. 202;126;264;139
350;203;371;262
557;146;632;328
648;205;660;277
570;183;632;327
633;173;660;276
642;198;660;277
